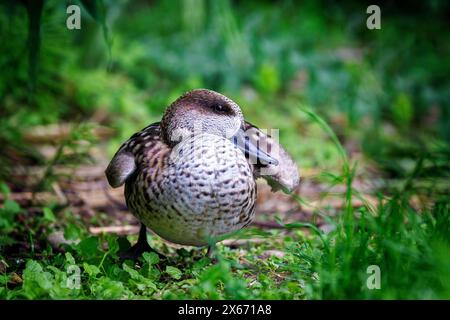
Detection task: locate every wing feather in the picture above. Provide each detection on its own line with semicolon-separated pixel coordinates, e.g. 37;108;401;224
105;122;162;188
243;121;300;192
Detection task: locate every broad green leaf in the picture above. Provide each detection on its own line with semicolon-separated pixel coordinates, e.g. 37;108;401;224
0;182;10;197
105;235;119;256
165;266;182;280
76;236;100;259
64;223;81;241
3;199;21;214
83;263;101;277
142;252;159;265
122;263;140;280
91;276;125;299
43;207;56;222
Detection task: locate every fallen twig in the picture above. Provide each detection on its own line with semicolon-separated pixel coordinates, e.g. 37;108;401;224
89;225;140;235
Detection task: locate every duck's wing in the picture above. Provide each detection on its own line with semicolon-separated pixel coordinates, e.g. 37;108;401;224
243;121;300;192
105;122;166;188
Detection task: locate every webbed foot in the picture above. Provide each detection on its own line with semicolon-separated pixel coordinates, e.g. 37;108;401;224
119;223;165;261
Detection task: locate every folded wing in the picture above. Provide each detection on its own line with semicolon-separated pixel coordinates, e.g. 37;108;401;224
243;121;300;192
105;122;162;188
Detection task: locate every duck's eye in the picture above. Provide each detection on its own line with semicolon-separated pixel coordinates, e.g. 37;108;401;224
212;104;227;113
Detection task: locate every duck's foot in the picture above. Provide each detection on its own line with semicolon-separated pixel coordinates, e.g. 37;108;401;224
119;223;165;261
119;239;162;261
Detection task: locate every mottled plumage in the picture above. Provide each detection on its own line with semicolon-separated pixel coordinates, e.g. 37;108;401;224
105;89;299;251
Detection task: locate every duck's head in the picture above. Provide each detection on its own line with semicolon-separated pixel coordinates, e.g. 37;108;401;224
161;89;277;165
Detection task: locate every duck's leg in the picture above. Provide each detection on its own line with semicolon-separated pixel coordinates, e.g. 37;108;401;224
206;244;218;263
119;223;163;260
206;245;214;258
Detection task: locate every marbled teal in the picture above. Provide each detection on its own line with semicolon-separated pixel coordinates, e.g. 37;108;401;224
105;89;299;257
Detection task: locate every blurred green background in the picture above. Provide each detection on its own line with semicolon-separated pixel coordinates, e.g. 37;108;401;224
1;0;449;173
0;0;449;300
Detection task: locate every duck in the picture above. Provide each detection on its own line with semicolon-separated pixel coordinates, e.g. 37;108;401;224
105;89;299;258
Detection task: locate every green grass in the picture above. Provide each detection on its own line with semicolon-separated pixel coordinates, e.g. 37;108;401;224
1;171;449;299
1;108;449;300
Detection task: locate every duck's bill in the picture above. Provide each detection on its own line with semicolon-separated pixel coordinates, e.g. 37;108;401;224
231;128;279;166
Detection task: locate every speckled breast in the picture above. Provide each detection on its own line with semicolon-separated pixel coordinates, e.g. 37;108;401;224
129;134;256;246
